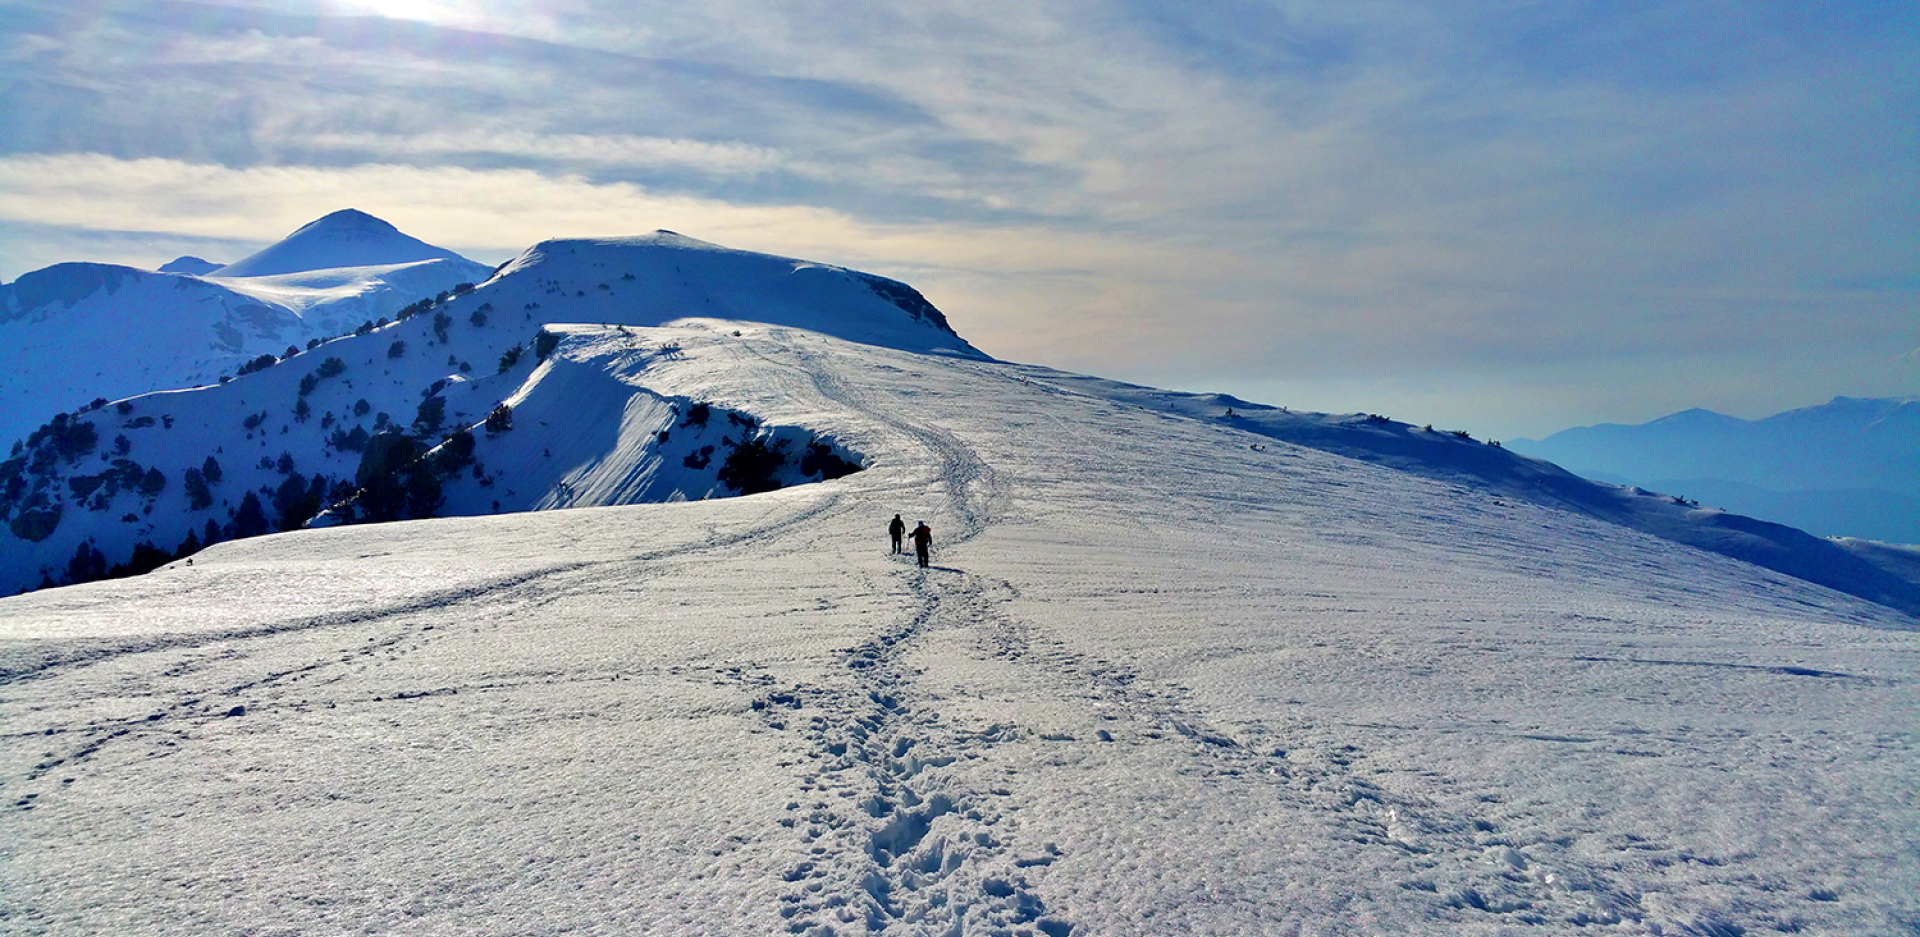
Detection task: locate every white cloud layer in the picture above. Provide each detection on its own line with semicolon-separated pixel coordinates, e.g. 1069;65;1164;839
0;0;1914;435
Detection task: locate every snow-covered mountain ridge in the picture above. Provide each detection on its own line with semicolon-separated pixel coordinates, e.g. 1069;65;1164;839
0;211;495;447
0;231;971;596
1510;397;1920;542
4;227;1918;619
3;306;1915;934
1511;396;1920;497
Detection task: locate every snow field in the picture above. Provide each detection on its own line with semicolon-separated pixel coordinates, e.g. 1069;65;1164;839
2;322;1916;935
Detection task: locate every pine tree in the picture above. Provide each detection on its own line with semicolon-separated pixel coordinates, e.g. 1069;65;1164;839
183;467;212;510
485;403;513;434
231;491;270;538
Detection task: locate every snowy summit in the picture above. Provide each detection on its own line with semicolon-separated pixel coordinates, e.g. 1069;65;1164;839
210;208;476;278
1;228;1916;936
0;210;496;447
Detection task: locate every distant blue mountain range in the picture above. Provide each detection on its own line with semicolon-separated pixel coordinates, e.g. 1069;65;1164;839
1510;397;1920;544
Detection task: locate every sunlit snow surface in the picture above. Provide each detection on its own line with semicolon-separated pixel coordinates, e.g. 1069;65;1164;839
3;326;1916;936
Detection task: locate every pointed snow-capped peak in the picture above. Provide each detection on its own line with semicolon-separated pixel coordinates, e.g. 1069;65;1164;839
211;209;474;278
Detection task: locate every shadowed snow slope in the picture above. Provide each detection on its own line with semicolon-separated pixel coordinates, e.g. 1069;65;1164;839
2;325;1915;936
0;219;494;447
0;232;971;596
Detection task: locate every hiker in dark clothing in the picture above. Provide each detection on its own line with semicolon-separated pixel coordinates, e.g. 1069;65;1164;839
889;514;906;554
910;521;932;568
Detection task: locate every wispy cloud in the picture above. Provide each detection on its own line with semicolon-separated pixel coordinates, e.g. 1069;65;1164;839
1;0;1913;435
302;130;789;174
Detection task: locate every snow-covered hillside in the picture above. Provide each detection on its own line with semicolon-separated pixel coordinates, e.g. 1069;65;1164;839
0;210;495;447
0;232;970;596
3;315;1915;935
210;208;478;278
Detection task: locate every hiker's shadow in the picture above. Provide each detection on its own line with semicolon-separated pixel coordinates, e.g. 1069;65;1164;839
891;556;961;574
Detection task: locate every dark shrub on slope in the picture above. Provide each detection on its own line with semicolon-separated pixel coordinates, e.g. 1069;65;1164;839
800;440;861;480
355;433;423;522
485;403;513;435
718;438;788;495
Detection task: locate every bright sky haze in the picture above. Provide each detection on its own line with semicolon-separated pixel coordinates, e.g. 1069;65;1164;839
1;0;1914;438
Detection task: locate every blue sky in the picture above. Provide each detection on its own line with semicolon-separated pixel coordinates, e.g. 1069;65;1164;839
1;0;1914;437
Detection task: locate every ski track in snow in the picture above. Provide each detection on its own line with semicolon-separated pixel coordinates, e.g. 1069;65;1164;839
2;325;1917;936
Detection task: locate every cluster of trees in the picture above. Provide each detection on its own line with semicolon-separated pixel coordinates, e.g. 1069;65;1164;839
7;279;723;597
59;538;181;587
1;413;104;544
298;357;347;396
67;458;166;508
7;278;544;593
799;439;861;480
236;353;280;377
485;403;512;434
344;426;475;523
51;454;348;591
182;456;223;510
20;413;98;464
716;438;787;494
414;397;446;435
663;398;866;495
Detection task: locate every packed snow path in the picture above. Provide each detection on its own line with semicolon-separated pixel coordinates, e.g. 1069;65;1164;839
3;324;1917;936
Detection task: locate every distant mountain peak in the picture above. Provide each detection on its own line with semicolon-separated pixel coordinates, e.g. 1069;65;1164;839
157;256;222;276
211;209;473;278
1649;407;1740;427
294;208;399;237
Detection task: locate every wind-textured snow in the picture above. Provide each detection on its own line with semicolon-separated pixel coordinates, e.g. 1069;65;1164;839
3;318;1915;936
